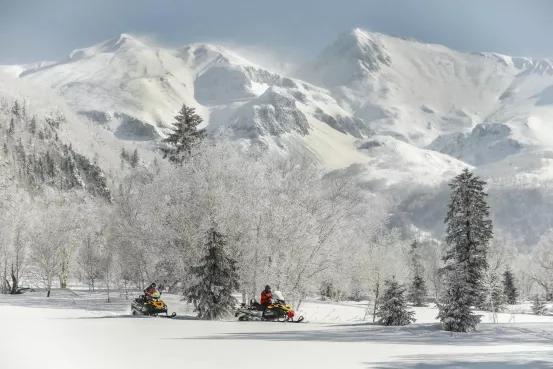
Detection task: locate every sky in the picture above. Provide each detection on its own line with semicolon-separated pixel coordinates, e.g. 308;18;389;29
0;0;552;64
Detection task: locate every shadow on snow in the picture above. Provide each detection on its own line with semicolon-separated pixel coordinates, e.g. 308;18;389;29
368;351;553;368
174;322;553;346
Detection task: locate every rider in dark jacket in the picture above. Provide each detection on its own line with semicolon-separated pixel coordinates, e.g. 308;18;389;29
144;283;159;300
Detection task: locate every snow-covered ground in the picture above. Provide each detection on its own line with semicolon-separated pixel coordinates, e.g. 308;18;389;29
1;290;553;369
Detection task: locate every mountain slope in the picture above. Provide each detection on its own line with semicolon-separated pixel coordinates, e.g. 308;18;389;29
298;29;553;149
4;30;553;248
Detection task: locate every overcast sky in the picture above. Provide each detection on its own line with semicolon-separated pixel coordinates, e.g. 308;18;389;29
1;0;552;64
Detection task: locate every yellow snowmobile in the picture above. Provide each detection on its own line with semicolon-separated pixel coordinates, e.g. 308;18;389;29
131;290;176;318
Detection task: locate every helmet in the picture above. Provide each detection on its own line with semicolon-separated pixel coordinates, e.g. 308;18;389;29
151;283;157;288
264;285;271;291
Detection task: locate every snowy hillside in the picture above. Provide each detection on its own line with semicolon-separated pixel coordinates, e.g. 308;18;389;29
298;29;553;149
4;29;553;247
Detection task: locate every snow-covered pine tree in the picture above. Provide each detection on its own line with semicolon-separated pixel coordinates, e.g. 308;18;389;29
376;278;416;326
439;169;493;332
161;105;205;164
130;149;139;168
532;295;548;315
443;169;493;301
437;263;481;332
185;227;239;320
408;240;427;306
502;268;518;305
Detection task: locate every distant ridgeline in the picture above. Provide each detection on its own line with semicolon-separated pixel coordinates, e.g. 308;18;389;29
0;100;111;201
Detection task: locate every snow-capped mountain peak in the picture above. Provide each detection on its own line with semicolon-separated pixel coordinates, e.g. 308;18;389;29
68;33;148;60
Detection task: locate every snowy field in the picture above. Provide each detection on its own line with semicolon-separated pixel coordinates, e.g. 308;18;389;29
1;290;553;369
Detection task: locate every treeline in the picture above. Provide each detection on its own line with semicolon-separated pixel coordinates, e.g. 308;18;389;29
1;103;553;329
0;99;110;200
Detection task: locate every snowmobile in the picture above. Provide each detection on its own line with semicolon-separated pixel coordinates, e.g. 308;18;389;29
131;290;176;318
235;291;304;323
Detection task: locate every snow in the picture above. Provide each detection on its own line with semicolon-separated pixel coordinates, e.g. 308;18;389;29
4;29;553;248
2;292;553;369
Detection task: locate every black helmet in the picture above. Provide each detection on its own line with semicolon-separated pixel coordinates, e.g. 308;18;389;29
264;285;271;291
151;283;157;287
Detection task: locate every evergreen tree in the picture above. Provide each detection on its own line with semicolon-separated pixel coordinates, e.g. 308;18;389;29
130;149;139;168
532;295;548;315
161;105;205;164
438;264;481;332
502;269;518;305
376;278;416;326
29;117;37;135
8;118;15;136
120;148;128;162
185;227;239;320
439;169;493;332
443;169;493;300
408;241;427;306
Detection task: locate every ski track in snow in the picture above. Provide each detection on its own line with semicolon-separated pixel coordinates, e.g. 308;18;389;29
1;291;553;369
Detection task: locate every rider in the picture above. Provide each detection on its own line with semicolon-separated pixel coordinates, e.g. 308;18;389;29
260;285;272;308
144;282;159;300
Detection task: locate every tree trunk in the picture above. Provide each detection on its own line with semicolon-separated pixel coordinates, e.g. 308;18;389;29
372;279;380;323
106;281;110;303
123;280;129;300
10;266;18;294
59;276;67;289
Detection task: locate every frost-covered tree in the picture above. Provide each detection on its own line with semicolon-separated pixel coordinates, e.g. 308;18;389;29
161;105;205;164
532;295;548;315
186;227;239;319
481;270;505;316
443;169;493;302
530;232;553;301
77;235;102;291
408;240;427;306
376;278;415;326
439;169;493;332
502;268;518;305
438;264;481;332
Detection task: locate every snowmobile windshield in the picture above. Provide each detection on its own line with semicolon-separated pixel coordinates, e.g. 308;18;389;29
151;291;161;299
273;290;285;302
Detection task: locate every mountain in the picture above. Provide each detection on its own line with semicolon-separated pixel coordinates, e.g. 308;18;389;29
17;34;364;146
298;28;553;149
4;30;553;248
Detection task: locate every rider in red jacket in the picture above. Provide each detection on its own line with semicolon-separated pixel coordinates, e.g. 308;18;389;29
260;285;272;307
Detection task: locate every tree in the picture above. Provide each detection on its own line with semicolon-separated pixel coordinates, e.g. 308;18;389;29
77;235;102;291
185;227;239;319
130;149;139;168
502;268;518;305
481;270;505;319
443;169;493;302
376;278;415;326
8;226;27;294
438;264;481;332
532;295;548;315
100;242;115;303
161;105;205;164
439;169;493;332
30;238;61;297
408;241;427;306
